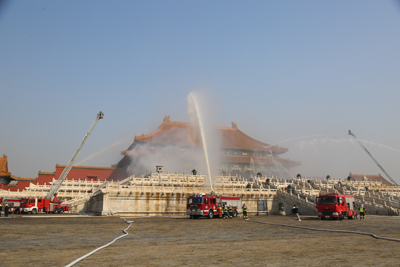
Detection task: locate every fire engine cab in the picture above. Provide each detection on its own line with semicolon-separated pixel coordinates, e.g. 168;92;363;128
186;194;242;219
316;194;357;220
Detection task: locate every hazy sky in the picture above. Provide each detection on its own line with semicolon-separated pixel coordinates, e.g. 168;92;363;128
1;1;399;183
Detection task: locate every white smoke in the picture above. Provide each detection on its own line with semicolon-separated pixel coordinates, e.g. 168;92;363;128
126;92;221;179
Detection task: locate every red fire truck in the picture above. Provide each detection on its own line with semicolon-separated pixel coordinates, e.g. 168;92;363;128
0;198;22;214
186;194;242;219
20;197;71;214
1;112;101;216
316;194;357;220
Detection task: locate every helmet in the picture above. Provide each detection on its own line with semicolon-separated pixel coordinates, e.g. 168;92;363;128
244;203;246;205
5;204;8;206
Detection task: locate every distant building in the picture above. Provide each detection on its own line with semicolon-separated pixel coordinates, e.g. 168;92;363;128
348;172;393;186
0;154;123;191
117;115;300;179
0;155;37;191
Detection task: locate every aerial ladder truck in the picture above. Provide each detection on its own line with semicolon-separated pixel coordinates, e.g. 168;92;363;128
20;111;104;214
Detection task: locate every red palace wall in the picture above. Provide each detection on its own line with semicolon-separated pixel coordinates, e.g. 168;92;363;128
54;165;123;182
1;180;36;192
36;165;124;185
1;165;125;192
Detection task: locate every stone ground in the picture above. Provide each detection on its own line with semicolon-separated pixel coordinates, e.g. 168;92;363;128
1;214;400;266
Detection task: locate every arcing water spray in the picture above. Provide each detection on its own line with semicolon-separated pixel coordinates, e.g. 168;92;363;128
188;92;213;191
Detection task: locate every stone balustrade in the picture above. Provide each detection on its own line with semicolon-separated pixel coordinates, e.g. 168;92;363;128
2;173;399;216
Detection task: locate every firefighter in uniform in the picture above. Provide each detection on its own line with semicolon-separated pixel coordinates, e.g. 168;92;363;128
0;204;2;217
4;204;9;217
359;204;366;220
228;205;234;219
242;203;248;220
223;205;228;219
218;205;223;218
291;204;301;221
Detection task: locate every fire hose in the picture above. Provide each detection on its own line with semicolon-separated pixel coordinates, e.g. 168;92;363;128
246;218;400;242
64;217;134;267
65;216;188;267
65;215;400;266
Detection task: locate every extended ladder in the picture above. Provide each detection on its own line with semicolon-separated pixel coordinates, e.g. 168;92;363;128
348;130;398;186
46;111;104;200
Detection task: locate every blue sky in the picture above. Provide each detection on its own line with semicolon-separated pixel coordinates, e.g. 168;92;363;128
1;1;400;182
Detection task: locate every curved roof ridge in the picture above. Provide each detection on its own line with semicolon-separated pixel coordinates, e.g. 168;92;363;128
131;116;288;152
135;115;192;141
236;128;269;147
220;127;288;152
218;125;236;130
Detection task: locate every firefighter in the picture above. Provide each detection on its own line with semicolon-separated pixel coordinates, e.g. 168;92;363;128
291;204;301;221
242;203;248;220
0;204;2;217
223;205;228;219
228;205;234;219
218;205;223;218
4;204;9;217
359;204;366;220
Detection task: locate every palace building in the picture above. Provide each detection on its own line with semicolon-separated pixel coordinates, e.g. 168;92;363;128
117;115;300;179
1;116;300;191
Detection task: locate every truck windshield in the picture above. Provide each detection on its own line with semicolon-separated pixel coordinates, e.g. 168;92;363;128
317;196;337;205
187;198;203;204
21;199;28;204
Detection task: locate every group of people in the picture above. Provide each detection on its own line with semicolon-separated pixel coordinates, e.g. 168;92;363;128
0;203;10;217
217;204;234;219
290;203;367;221
216;203;249;220
213;202;367;221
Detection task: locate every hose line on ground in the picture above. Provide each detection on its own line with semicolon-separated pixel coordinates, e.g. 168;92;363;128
65;218;134;267
246;219;400;242
65;215;400;267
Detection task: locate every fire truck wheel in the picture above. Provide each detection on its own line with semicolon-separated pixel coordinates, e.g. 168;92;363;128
321;217;325;220
60;209;64;213
189;215;193;219
32;209;37;215
234;210;238;217
208;210;214;219
14;210;19;214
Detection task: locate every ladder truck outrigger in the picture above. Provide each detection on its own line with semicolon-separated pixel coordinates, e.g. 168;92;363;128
20;111;104;214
